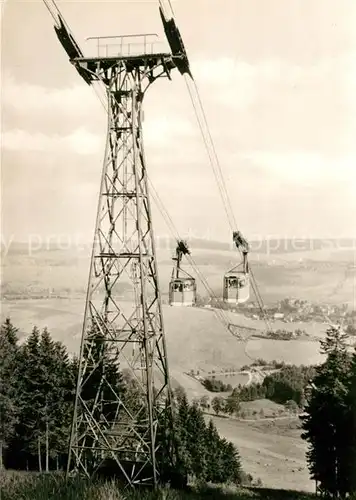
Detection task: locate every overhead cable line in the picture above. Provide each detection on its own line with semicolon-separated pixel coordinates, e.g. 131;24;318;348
159;1;271;334
43;0;270;371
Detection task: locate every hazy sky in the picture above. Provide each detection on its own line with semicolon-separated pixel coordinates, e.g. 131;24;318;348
1;0;356;245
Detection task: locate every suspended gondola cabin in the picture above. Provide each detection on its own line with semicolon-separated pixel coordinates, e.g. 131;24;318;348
223;269;250;304
223;231;250;304
169;240;196;307
169;277;196;306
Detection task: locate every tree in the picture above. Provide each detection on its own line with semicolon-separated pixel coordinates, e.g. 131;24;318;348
221;440;242;483
199;395;209;411
301;326;352;498
263;364;315;406
37;330;74;470
225;390;240;416
345;350;356;493
211;396;224;415
172;389;191;476
185;403;208;479
285;400;299;414
14;326;44;470
8;327;75;471
0;318;20;469
205;420;242;484
168;391;243;485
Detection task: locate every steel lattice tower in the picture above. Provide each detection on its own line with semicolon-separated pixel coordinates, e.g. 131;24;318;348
51;7;192;488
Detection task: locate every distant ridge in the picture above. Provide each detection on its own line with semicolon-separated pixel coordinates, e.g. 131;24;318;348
2;237;355;256
183;237;356;254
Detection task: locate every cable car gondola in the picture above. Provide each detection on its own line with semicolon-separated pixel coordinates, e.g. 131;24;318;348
223;231;250;304
169;240;196;307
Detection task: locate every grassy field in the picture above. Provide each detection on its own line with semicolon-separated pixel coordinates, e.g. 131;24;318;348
213;373;251;386
211;416;313;492
0;471;317;500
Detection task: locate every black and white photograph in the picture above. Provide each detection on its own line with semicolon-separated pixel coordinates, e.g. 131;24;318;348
1;0;356;498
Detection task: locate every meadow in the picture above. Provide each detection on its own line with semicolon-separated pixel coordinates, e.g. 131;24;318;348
211;415;313;492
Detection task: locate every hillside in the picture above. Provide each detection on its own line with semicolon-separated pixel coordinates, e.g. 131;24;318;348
211;416;313;491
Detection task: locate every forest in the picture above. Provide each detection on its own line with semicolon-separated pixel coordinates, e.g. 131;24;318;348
0;318;245;485
200;363;316;417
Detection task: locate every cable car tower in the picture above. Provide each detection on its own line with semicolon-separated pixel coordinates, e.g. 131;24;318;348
47;2;192;488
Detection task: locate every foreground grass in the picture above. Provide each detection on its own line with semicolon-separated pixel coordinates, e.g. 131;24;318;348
0;471;317;500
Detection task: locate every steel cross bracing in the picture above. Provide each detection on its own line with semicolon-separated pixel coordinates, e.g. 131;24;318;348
67;57;176;487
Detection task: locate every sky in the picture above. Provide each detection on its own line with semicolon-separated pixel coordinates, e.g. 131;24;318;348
1;0;356;246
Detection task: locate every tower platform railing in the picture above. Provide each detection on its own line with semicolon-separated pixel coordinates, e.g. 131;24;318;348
86;34;165;58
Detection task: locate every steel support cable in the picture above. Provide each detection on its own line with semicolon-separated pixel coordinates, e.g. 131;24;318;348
249;269;272;332
184;74;272;338
157;0;237;231
184;79;275;338
43;0;108;114
180;60;270;333
158;0;175;18
184;77;237;232
158;0;236;231
189;77;238;230
43;0;58;23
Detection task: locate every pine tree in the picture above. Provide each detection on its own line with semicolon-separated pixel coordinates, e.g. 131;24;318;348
0;318;20;469
80;326;125;421
204;420;230;483
38;330;74;470
174;390;191;475
11;327;75;471
186;402;208;479
211;396;224;415
14;326;43;469
220;440;242;484
225;389;240;416
301;326;351;497
345;350;356;493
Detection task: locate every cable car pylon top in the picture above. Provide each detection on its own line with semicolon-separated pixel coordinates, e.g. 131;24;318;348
159;6;193;78
45;0;193;88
